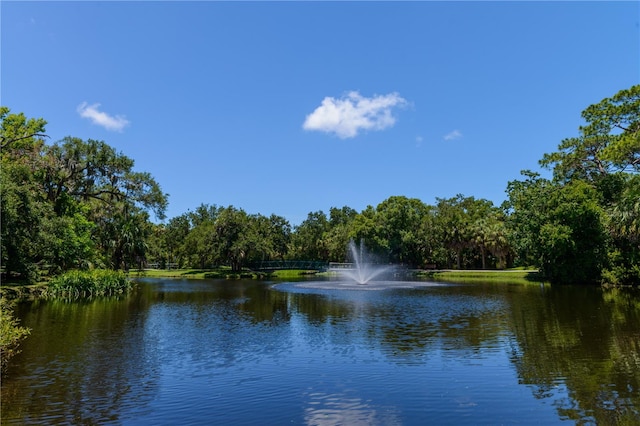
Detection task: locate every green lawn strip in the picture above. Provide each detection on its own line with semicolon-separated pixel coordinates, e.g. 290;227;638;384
130;268;318;280
1;269;543;300
418;269;544;284
0;268;317;299
132;268;232;279
269;269;319;279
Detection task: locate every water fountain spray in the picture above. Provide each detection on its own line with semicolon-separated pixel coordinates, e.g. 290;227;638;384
337;239;393;284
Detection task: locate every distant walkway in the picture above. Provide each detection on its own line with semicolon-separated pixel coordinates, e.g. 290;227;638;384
247;260;329;272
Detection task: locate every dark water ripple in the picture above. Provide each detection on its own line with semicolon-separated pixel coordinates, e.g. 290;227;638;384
2;279;639;425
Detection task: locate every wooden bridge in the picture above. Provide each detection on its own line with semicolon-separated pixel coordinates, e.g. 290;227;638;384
248;260;329;272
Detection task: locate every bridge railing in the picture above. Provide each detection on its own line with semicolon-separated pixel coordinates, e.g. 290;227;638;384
247;260;329;271
328;262;354;269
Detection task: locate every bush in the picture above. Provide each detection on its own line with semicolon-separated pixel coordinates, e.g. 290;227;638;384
47;269;132;298
0;298;30;371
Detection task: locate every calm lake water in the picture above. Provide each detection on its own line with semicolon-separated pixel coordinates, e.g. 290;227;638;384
2;278;639;425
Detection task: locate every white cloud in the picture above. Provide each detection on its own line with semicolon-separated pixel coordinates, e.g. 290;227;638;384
443;130;462;141
303;91;407;139
77;102;130;132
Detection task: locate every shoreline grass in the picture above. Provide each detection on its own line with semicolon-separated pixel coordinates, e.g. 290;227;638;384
134;267;543;284
130;268;318;280
417;269;544;285
1;268;545;301
47;269;132;298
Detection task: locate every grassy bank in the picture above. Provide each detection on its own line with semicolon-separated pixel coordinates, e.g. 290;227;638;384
134;268;543;284
0;268;543;300
418;269;544;285
47;269;131;297
1;270;133;300
0;268;319;300
131;268;319;280
132;269;218;279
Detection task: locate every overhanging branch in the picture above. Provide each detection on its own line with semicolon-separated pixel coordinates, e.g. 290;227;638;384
0;133;50;149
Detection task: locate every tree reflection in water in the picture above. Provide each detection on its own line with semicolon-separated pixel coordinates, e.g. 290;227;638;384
2;279;638;424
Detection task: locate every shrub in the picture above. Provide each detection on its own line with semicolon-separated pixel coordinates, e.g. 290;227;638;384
47;269;132;298
0;298;30;372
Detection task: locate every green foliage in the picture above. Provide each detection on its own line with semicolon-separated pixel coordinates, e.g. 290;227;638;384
609;175;640;242
165;214;192;266
149;204;293;273
1;108;50;282
433;195;507;269
43;137;167;219
1;108;168;281
0;298;31;371
0;106;48;154
4;85;639;286
516;84;640;285
602;249;640;286
420;269;542;285
212;206;252;273
47;270;132;298
1;163;50;282
373;196;432;265
601;175;640;285
288;210;330;261
507;174;607;284
540;84;639;181
42;210;99;273
157;195;512;273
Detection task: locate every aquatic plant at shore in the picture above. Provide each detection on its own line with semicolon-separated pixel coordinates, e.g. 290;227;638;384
0;298;30;372
47;270;132;298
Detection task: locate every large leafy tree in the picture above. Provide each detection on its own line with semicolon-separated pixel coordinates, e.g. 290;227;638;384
44;137;167;271
172;204;221;268
169;204;221;268
41;204;98;273
166;214;192;267
606;174;640;284
536;84;640;285
540;85;639;182
288;211;330;261
187;203;221;228
99;209;151;271
0;107;48;154
1;108;168;280
350;205;384;258
212;206;252;272
434;195;499;269
373;196;431;266
183;220;217;269
175;206;291;270
240;213;291;266
506;172;607;284
324;206;358;261
471;211;510;270
1;164;52;280
433;195;470;269
42;137;167;219
260;214;292;261
1;108;51;280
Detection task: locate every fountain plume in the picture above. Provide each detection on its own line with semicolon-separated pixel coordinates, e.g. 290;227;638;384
336;239;393;284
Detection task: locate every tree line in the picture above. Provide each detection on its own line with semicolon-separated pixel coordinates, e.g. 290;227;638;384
1;85;638;285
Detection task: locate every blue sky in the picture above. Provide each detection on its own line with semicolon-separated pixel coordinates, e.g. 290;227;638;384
2;1;638;225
